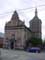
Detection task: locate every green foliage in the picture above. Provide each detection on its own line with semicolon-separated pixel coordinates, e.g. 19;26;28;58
24;38;42;50
31;38;42;47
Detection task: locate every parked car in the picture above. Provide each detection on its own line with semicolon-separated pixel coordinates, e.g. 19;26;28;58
27;47;41;53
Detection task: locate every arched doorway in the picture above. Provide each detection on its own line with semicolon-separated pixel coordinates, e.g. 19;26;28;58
10;41;14;49
10;34;16;49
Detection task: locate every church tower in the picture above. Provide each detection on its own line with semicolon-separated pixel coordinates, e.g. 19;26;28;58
29;8;42;39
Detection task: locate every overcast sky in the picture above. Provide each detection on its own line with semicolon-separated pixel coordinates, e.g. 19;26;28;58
0;0;45;39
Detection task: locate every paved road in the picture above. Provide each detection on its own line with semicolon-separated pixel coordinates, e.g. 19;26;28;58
0;49;45;60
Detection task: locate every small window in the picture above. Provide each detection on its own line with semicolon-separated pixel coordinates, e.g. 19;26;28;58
12;34;15;36
11;34;15;39
6;38;8;40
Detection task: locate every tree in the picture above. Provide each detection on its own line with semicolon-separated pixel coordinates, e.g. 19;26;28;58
24;38;42;50
31;38;42;47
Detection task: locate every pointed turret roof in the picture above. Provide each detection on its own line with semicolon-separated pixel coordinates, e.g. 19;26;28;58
32;8;39;20
11;10;19;20
35;8;38;17
29;8;42;23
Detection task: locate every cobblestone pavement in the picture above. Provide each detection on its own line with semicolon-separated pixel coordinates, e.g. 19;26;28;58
0;48;45;60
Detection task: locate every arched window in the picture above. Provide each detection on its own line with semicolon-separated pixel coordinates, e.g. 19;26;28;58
11;34;15;39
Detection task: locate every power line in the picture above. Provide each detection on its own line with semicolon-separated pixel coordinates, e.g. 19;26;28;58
17;4;45;11
0;4;45;18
